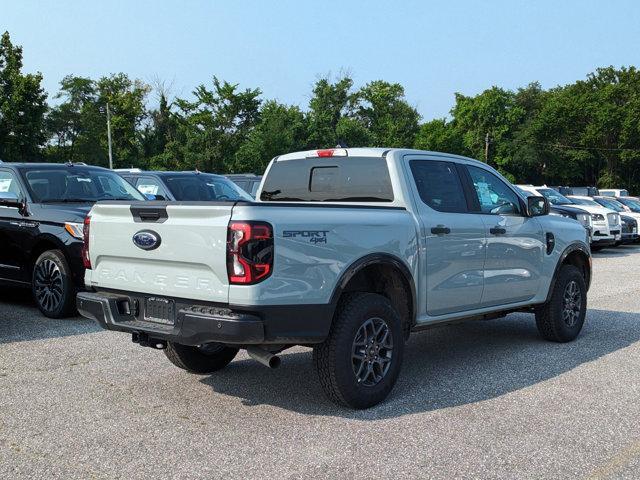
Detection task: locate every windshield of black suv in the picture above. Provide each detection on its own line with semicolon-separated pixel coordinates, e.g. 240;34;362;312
163;174;252;201
21;167;145;203
595;197;625;212
537;188;573;205
618;197;640;212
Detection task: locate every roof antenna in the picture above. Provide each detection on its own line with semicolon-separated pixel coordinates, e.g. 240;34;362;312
335;141;348;148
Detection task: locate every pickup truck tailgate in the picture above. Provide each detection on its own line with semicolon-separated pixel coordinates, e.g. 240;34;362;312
86;202;232;303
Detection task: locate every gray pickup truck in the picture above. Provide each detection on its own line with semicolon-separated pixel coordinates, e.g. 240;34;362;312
77;148;591;408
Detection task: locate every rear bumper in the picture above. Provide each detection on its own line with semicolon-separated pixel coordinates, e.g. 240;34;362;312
77;290;333;346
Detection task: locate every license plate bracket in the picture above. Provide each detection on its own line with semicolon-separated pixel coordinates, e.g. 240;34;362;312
144;297;175;325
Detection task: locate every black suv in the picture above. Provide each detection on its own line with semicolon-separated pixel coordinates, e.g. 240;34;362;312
0;162;145;317
116;169;252;201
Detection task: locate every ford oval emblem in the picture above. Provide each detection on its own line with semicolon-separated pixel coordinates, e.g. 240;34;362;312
132;230;161;251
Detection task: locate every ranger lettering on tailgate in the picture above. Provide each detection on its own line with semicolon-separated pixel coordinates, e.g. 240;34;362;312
97;267;216;292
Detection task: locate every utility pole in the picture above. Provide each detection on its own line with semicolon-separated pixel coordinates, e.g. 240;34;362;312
106;102;113;169
484;132;491;166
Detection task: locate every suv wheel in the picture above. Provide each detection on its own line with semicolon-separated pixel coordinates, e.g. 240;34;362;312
313;293;404;409
32;250;76;318
535;265;587;342
164;342;239;373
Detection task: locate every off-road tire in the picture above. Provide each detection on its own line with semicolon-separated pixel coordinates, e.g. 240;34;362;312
313;293;404;409
535;265;587;342
32;249;77;319
164;342;239;373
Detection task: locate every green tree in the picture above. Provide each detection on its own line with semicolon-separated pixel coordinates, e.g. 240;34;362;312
0;31;48;161
96;73;150;168
45;75;103;164
451;87;525;170
233;100;307;173
46;73;150;167
141;90;177;168
306;75;354;148
352;80;420;147
414;118;466;155
527;80;605;186
162;77;261;172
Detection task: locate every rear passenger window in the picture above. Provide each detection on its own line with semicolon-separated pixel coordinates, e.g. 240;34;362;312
409;161;467;213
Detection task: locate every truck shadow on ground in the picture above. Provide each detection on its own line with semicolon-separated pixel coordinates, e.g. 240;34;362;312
0;287;99;344
200;308;640;419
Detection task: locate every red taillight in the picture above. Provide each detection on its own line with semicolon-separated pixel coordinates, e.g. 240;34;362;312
227;221;273;284
81;215;91;269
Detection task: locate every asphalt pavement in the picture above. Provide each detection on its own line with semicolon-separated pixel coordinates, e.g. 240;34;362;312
2;246;640;479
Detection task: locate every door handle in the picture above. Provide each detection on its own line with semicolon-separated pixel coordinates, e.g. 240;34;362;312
489;226;507;235
431;225;451;235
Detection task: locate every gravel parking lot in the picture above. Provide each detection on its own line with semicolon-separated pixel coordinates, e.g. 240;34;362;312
2;247;640;479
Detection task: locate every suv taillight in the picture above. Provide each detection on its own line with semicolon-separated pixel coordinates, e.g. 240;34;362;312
82;216;91;269
227;221;273;284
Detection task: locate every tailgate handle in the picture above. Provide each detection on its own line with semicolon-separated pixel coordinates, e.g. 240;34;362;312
130;205;168;223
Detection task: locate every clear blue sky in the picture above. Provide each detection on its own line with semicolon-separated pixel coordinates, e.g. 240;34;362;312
3;0;640;120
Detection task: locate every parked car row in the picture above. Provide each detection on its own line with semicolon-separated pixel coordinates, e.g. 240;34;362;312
114;168;256;201
0;159;630;323
516;184;639;250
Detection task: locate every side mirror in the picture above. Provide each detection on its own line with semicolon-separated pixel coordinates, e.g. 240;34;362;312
527;196;549;217
0;192;22;210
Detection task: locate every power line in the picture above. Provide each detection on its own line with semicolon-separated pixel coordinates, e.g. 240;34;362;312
511;138;640;152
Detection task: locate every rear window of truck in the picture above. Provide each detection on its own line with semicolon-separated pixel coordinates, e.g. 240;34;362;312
260;157;393;202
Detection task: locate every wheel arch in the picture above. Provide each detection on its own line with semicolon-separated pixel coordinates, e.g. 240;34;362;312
28;235;70;278
545;242;591;303
329;253;417;338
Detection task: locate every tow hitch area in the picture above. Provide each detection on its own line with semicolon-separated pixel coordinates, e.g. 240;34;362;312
132;332;167;350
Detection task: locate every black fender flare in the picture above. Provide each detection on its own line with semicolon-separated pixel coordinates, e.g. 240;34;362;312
545;242;591;303
328;253;417;327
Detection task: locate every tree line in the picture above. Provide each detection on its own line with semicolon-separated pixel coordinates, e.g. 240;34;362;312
2;31;640;192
